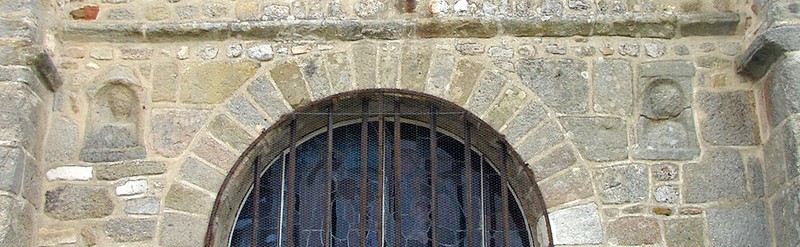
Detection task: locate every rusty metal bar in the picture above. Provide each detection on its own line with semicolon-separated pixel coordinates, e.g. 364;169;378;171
324;107;333;247
285;118;297;247
377;94;385;247
464;120;474;247
360;98;369;247
501;143;510;247
429;105;438;247
252;156;260;247
392;100;403;247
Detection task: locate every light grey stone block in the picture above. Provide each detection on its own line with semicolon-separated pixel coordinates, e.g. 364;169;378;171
707;202;771;246
548;203;602;245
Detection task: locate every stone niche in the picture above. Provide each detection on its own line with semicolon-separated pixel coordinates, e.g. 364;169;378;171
80;65;145;162
632;61;699;160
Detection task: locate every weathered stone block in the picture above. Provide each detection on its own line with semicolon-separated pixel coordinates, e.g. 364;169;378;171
376;42;401;88
771;183;800;246
0;196;32;247
632;111;700;160
116;179;148;196
191;134;238;170
325;51;353;93
515;121;565;161
594;164;648;204
0;146;24;194
560;116;628;161
417;18;498;38
208;114;253;152
120;47;153;60
593;58;632;115
298;55;331;99
46;166;92;181
740;26;800;78
95;160;167;180
151;109;209;158
400;44;432;91
180;61;259;104
445;59;483;105
654;185;679;203
225;96;267;131
124;197;160;215
425;52;456;97
787;115;800;179
500;102;547;145
665;218;705;247
0;81;36;150
152;62;179;102
180;157;224;192
640;60;696;77
466;70;505;116
484;85;527;129
547;203;602;245
503;16;593;37
45;185;113;220
766;55;800;128
528;145;576;181
351;41;377;89
247;76;291;120
707;202;771;246
44;117;79;162
764;125;788;196
539;166;593;207
685;148;748;203
38;227;77;246
518;58;588;114
607;216;661;245
653;163;679;181
747;157;766;198
104;218;157;242
699;91;760;145
678;13;739;36
159;213;206;246
165;183;213;214
270;61;310;108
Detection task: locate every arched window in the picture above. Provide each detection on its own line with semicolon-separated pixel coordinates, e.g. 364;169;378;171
207;90;551;247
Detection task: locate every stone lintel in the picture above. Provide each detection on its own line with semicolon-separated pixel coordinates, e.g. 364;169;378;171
61;13;740;43
739;25;800;79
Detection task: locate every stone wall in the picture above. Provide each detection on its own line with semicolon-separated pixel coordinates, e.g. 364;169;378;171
1;0;797;246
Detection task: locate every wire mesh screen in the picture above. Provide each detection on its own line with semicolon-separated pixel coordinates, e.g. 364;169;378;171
228;92;543;247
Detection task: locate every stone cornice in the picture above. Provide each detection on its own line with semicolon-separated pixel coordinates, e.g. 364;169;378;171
59;13;739;43
738;25;800;79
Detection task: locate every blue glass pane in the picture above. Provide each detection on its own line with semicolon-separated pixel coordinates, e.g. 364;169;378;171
231;156;284;247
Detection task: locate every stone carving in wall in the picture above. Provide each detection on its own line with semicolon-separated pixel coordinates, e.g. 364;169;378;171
633;61;699;160
80;65;145;162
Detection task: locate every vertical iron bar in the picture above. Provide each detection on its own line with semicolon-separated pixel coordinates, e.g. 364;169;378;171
392;100;403;247
324;107;333;247
285;118;297;247
501;143;510;247
480;154;487;247
360;99;369;247
429;105;438;247
252;156;260;247
463;119;474;247
377;94;385;247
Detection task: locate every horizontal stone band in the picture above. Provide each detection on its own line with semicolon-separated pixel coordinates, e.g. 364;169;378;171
62;13;739;42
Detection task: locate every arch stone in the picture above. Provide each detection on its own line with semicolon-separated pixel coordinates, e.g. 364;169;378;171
200;89;553;246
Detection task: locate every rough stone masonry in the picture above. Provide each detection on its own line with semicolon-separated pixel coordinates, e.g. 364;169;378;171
1;0;799;246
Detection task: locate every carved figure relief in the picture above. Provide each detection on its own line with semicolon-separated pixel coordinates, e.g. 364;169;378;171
633;61;699;160
80;65;145;162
